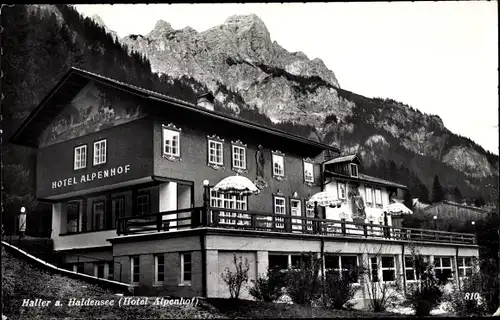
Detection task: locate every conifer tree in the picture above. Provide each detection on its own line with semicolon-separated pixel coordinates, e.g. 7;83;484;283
431;174;445;203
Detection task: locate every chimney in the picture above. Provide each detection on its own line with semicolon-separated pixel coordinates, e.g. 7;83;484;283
196;93;215;111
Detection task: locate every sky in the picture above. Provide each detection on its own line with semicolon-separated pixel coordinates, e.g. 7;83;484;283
74;2;499;154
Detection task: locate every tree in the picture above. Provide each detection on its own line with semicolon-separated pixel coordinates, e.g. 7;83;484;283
431;174;445;203
220;254;250;299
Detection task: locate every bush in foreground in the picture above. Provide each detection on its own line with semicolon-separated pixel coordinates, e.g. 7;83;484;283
249;269;286;302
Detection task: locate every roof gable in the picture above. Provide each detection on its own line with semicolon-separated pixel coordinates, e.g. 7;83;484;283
39;81;146;147
323;154;363;165
9;67;341;153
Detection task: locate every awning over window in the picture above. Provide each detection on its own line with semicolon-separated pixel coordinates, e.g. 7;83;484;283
384;202;413;215
307;191;343;208
212;175;260;196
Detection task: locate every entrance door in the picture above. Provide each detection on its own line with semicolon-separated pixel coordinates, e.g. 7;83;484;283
177;183;193;228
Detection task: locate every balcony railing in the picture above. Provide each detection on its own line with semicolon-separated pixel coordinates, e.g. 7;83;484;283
116;206;476;245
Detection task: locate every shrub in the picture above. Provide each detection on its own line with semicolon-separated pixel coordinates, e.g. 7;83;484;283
323;269;359;309
405;254;444;316
248;269;286;302
284;253;322;306
445;272;487;317
220;254;250;300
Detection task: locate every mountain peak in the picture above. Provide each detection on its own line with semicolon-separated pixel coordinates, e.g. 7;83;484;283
154;19;173;32
224;14;269;33
91;14;106;27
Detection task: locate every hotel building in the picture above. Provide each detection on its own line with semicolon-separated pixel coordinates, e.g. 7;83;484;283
10;68;478;306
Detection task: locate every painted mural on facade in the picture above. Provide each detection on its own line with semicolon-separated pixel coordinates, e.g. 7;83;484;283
39;81;146;147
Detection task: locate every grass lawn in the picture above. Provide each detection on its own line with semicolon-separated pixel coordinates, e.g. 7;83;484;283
206;298;400;318
1;246;223;320
1;244;413;319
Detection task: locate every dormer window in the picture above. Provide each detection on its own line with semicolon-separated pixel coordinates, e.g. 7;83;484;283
350;163;358;177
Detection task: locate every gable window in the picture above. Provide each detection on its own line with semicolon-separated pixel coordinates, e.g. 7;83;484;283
93;139;107;165
272;152;285;178
232;145;246;170
274;196;286;229
162;126;180;158
180;252;192;285
130;255;140;284
136;192;150;215
303;161;314;183
210;190;249;226
155;254;165;284
365;186;373;205
375;188;382;206
350;163;358;177
208;140;223;166
92;201;105;231
74;145;87;170
338;182;346;199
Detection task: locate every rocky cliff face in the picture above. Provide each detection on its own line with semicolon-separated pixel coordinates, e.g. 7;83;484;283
68;11;500;182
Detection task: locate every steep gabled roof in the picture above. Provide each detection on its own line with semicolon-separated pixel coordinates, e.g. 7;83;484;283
323;170;408;189
9;67;340;154
422;200;492;214
323;154;363;165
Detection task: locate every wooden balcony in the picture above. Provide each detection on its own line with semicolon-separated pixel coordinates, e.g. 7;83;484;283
116;206;476;245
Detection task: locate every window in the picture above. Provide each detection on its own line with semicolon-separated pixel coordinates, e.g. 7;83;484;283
458;257;473;278
136;192;150;215
208;140;223;166
350;163;358;177
365;186;373;204
92;201;105;231
290;199;302;231
210;190;249;225
73;263;84;274
74;145;87;170
272;154;284;177
66;201;81;233
338;182;346;199
405;256;417;281
232;145;246;170
162;127;180;157
93;139;107;165
111;197;125;229
371;256;396;282
274;196;286;229
370;257;379;282
291;254;311;270
305;204;314;231
434;257;453;282
381;256;396;281
325;255;359;283
269;254;288;271
130;255;140;284
108;262;114;281
95;262;105;279
304;161;314;183
155;254;165;284
375;188;382;206
180;252;192;285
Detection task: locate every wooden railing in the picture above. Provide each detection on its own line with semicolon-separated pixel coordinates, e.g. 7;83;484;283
116;206;476;245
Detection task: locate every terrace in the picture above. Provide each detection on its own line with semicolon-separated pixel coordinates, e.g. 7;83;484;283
116;206;476;245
